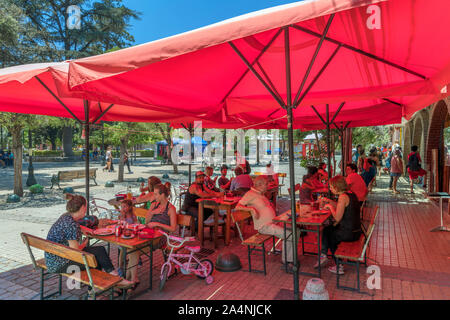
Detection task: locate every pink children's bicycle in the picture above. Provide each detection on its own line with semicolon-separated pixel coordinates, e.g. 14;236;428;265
159;232;214;291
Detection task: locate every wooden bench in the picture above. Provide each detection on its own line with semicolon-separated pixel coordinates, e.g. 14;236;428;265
21;232;127;300
51;168;98;189
231;210;279;275
334;205;379;292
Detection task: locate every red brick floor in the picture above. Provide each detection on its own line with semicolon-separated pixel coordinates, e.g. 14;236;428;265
0;174;449;300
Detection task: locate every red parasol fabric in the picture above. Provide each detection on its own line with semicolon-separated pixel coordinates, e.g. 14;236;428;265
0;62;222;124
68;0;450;121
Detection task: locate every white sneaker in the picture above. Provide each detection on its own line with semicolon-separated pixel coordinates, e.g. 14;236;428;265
109;270;119;276
328;265;344;275
313;254;328;269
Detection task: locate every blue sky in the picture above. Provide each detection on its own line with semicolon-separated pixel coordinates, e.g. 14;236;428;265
123;0;301;45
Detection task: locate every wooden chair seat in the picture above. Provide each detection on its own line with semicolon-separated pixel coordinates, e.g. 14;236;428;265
35;258;122;291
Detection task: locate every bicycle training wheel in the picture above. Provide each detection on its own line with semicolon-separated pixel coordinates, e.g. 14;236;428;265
195;259;214;279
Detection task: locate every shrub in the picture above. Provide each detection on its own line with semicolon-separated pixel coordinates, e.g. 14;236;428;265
137;150;154;157
29;184;44;194
33;150;63;157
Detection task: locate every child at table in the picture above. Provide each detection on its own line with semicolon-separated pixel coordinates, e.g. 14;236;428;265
117;199;138;281
119;199;138;224
300;175;316;204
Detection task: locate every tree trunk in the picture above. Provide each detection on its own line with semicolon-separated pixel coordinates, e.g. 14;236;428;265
156;123;178;174
62;126;74;157
168;143;179;174
118;136;128;183
314;130;323;162
11;127;23;197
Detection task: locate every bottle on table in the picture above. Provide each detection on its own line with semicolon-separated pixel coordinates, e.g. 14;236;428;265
127;185;132;200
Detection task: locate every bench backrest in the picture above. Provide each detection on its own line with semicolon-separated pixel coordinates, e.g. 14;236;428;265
21;233;97;268
133;207;148;219
59;168;97;180
177;214;193;237
360;205;379;259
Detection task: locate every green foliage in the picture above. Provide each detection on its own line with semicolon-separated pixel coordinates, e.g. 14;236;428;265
137;150;154;157
299;146;328;169
29;184;43;194
352;126;391;151
33;150;63;157
89;122;159;149
5;0;140;64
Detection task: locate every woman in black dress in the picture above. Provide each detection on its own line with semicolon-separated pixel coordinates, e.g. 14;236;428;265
315;176;361;275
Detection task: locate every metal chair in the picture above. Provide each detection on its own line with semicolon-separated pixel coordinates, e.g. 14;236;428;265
90;198;119;219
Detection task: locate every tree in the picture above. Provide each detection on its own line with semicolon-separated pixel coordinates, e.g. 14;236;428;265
0;113;35;196
352;126;391;151
155;123;178;174
0;1;140;195
7;0;140;155
90;122;154;182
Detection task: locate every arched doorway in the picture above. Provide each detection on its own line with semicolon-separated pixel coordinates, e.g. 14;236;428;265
426;100;449;192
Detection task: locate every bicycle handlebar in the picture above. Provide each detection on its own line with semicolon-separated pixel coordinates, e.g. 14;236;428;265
160;231;196;248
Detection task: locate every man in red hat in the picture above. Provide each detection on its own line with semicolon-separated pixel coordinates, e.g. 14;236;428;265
182;171;224;227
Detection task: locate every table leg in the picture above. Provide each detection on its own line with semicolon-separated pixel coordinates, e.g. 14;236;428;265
122;247;127;279
199;202;204;246
317;226;321;278
214;207;219;249
283;223;287;272
225;206;231;246
149;243;153;291
430;197;450;232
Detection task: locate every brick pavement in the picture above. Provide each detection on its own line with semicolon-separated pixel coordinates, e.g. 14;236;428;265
0;174;448;300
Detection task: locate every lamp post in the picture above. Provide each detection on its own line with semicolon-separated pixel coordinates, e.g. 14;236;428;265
101;121;105;166
26;129;37;187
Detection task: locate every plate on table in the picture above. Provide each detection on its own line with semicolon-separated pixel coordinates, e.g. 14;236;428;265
93;228;115;236
127;224;146;231
121;233;135;240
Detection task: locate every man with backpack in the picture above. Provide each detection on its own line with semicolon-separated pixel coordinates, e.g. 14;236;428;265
406;145;427;194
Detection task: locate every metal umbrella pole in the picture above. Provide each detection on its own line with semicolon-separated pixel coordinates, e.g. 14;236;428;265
84;100;90;215
284;27;300;300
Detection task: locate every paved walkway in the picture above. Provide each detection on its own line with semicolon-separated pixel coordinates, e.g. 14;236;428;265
0;173;449;300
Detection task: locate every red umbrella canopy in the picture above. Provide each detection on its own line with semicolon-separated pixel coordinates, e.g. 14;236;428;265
0;62;222;124
68;0;450;121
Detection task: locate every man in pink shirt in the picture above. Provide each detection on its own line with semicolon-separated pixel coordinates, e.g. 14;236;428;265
345;163;368;205
236;176;299;273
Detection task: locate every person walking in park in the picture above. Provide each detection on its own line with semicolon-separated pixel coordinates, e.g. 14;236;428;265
390;149;403;194
406;145;427;194
103;146;114;172
124;150;133;174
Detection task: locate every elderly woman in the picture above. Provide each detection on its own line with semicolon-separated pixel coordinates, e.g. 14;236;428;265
315;176;361;275
45;194;132;289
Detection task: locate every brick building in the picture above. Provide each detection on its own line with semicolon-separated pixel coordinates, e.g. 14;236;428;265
400;98;450;193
